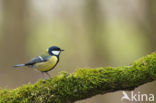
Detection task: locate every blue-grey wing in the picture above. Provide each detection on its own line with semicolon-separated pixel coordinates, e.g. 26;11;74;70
25;55;50;66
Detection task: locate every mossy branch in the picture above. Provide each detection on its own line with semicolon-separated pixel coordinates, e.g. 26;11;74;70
0;52;156;103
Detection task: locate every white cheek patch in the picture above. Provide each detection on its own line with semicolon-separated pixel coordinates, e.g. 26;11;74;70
52;51;60;55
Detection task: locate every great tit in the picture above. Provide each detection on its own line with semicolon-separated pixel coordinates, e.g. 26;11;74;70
14;46;64;80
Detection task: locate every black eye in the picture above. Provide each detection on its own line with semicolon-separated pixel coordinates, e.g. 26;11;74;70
56;48;61;51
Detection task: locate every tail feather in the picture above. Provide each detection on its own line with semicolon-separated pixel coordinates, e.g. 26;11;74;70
13;64;25;67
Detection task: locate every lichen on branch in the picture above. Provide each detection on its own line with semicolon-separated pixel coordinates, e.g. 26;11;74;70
0;52;156;103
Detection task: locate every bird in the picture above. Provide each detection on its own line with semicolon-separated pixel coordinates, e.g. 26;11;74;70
13;46;64;80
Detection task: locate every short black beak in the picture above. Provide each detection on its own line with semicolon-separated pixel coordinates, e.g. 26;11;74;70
61;49;64;51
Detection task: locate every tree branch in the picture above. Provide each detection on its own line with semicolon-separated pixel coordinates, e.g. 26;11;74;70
0;52;156;103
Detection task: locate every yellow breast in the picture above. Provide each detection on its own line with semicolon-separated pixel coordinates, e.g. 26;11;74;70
34;56;58;72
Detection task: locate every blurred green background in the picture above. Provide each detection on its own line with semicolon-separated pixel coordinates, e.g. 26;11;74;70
0;0;156;103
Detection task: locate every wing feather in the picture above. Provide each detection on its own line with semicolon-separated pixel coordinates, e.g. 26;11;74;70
25;55;50;66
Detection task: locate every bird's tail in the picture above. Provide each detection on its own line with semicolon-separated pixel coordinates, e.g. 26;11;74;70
13;64;25;67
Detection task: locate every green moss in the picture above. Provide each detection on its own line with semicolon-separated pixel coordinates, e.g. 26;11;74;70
0;52;156;103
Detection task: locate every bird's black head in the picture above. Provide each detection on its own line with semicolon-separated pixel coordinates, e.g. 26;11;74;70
48;46;64;56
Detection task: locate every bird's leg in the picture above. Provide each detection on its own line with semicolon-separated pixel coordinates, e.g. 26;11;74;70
41;72;47;80
45;72;51;79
